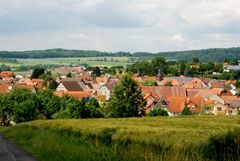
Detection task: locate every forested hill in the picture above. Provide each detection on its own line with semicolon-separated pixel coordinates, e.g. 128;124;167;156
0;49;131;58
0;47;240;62
133;47;240;62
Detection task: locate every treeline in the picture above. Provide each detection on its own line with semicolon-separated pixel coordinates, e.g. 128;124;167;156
0;49;131;58
134;47;240;62
1;47;240;62
0;88;105;123
127;57;240;80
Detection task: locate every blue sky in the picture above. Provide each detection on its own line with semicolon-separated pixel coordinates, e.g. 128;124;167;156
0;0;240;52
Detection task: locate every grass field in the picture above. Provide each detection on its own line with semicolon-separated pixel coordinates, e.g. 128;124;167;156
0;57;131;67
3;116;240;161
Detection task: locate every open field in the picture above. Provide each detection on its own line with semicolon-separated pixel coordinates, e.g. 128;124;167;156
3;116;240;161
0;57;131;67
17;57;130;67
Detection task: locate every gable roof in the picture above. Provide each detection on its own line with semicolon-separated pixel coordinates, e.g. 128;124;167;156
143;93;158;100
230;101;240;108
61;81;84;91
221;96;240;104
166;97;187;113
141;86;186;98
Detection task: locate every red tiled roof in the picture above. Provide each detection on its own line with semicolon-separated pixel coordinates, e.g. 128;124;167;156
141;86;186;98
143;93;158;100
0;84;10;93
166;97;187;113
0;71;13;77
221;96;240;104
54;91;91;99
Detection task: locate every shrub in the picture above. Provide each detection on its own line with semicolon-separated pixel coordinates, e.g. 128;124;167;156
181;107;192;115
148;108;169;116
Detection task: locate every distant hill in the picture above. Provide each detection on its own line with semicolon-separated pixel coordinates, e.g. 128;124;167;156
133;47;240;62
1;47;240;62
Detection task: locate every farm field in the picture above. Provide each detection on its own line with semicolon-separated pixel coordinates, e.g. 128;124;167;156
17;57;130;67
0;57;131;67
3;116;240;161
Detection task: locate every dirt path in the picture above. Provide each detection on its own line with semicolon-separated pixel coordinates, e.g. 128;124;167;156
0;135;38;161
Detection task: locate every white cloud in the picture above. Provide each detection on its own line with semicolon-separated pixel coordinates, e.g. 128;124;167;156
171;34;184;43
0;0;240;51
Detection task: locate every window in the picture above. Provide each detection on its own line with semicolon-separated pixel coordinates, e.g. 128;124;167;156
217;107;222;111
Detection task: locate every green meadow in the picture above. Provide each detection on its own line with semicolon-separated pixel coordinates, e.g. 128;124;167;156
3;116;240;161
14;57;130;67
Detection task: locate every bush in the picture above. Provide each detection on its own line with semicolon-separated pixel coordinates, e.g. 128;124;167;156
148;108;169;116
181;107;192;115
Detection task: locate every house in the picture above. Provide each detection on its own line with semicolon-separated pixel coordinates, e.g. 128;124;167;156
99;83;117;100
14;83;37;94
143;93;158;113
226;101;240;115
224;65;240;72
0;71;13;78
0;84;11;93
145;97;168;114
56;81;84;92
95;76;109;84
166;97;188;116
158;77;205;88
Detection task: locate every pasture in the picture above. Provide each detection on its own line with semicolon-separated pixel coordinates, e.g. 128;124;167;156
3;116;240;161
0;57;131;67
17;57;130;67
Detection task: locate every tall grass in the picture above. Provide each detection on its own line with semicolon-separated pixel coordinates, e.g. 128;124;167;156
3;116;240;161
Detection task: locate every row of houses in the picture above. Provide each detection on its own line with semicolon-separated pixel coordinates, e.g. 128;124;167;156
0;70;240;116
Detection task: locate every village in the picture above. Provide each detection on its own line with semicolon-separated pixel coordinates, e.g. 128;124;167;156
0;62;240;117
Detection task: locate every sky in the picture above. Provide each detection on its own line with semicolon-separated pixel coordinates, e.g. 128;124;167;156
0;0;240;52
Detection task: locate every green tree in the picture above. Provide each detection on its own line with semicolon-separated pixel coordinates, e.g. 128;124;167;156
66;72;72;78
13;99;38;122
179;62;186;75
86;98;104;118
151;57;167;75
37;89;61;119
109;74;145;117
8;88;39;122
92;66;101;77
192;57;199;64
31;68;45;79
181;107;192;115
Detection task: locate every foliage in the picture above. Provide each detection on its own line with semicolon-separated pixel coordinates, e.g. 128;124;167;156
127;57;167;76
31;67;45;79
142;78;157;86
109;74;145;117
164;81;173;86
37;89;61;119
181;107;192;115
66;72;72;78
0;64;11;71
92;66;101;77
148;108;169;116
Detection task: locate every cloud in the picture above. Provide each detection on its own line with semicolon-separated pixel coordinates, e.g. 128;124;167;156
171;34;185;43
0;0;240;52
